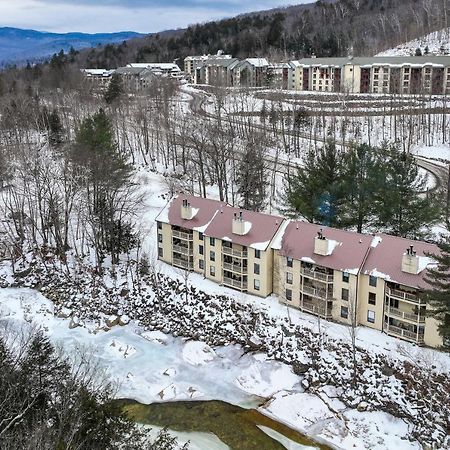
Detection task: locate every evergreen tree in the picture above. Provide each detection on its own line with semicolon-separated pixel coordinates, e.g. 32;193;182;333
237;140;266;211
423;235;450;343
341;143;386;233
282;140;345;226
376;145;440;239
415;47;422;56
104;73;124;104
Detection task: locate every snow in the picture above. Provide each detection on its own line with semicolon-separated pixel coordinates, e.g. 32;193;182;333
412;144;450;161
364;268;391;281
243;221;252;235
300;257;316;264
257;426;313;450
377;28;450;57
250;240;270;250
271;219;290;250
182;341;217;366
417;256;437;273
371;236;382;248
325;238;340;255
193;210;219;233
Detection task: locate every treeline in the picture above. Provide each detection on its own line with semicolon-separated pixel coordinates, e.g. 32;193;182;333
0;327;185;449
69;0;450;68
282;141;442;239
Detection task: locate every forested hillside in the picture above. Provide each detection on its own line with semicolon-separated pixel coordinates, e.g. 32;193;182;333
76;0;450;68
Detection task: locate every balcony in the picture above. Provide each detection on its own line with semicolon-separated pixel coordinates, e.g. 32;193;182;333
172;229;193;241
172;257;193;270
223;247;248;258
387;288;423;304
223;277;248;291
385;324;424;344
301;301;333;319
172;244;193;256
223;261;247;274
301;268;333;283
386;307;425;324
301;284;333;300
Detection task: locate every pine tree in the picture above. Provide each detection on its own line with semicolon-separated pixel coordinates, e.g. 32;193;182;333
341;143;387;233
104;73;123;104
281;140;345;226
376;145;440;239
423;235;450;343
236;141;266;211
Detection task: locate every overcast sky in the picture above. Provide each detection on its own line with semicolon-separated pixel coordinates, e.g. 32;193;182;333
0;0;306;34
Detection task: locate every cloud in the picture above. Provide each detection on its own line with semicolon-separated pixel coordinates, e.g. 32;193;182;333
0;0;301;33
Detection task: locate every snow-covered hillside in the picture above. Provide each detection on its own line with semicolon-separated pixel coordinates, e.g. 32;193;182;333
377;28;450;56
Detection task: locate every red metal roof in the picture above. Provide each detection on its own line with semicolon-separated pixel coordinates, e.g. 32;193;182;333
277;221;373;273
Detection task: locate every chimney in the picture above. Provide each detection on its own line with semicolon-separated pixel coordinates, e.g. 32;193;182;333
181;199;196;220
232;211;251;235
314;229;333;256
402;245;419;274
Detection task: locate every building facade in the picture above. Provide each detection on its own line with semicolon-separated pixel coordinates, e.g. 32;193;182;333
156;194;446;348
290;56;450;95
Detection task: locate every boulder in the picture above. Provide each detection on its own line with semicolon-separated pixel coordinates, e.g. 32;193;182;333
119;315;130;326
106;315;119;327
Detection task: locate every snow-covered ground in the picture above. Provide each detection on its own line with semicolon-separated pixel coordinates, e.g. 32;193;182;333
0;287;427;450
412;143;450;161
377;28;450;56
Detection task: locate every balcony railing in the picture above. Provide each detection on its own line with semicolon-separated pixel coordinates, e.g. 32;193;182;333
172;257;193;270
223;247;248;258
387;288;422;304
172;244;193;255
223;277;248;290
385;324;424;343
301;268;333;283
302;302;332;318
301;284;333;299
386;307;425;324
223;262;247;273
172;230;193;241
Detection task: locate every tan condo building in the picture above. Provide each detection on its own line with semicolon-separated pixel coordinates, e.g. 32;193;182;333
156;194;447;349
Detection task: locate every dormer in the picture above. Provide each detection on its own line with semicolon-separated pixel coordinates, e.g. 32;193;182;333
232;211;252;236
402;245;419;274
180;199;198;220
314;229;337;256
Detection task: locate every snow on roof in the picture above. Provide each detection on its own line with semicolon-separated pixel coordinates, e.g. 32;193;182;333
371;236;382;248
362;233;439;289
127;63;181;71
277;221;372;273
245;58;269;67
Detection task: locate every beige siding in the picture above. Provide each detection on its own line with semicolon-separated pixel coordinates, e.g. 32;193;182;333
157;222;173;265
357;274;385;331
332;271;359;325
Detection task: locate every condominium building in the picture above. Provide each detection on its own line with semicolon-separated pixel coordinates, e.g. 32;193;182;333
156;195;283;297
156;194;446;348
290;56;450;95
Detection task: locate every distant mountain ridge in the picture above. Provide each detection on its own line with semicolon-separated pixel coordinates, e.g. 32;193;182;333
0;27;144;65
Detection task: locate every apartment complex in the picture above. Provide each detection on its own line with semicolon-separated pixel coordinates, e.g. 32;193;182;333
156;194;446;349
290;56;450;94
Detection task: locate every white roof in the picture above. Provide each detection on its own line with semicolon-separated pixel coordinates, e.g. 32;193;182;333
245;58;269;67
82;68;114;76
127;63;181;71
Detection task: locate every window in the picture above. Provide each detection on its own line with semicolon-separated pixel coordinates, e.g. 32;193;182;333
369;275;377;287
158;247;163;258
157;222;162;230
199;232;204;241
367;310;375;323
158;233;163;243
368;292;376;305
199;259;204;270
199;245;204;255
254;279;260;291
255;249;261;259
210;265;215;276
342;271;349;283
210;237;215;246
210;251;215;262
341;306;348;319
254;263;260;275
341;288;349;301
285;289;292;301
287;257;293;268
286;272;293;284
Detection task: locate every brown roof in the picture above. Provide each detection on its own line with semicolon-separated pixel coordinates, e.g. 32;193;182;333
276;221;373;274
156;194;283;250
362;233;439;289
204;207;283;250
155;194;226;231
